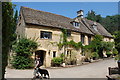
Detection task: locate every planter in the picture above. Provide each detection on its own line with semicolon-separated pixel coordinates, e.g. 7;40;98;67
117;60;120;69
62;63;65;67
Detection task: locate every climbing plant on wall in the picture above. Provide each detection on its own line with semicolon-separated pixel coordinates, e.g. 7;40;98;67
58;29;83;50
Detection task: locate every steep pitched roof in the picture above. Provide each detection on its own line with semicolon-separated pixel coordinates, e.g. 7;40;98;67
82;18;113;38
21;6;93;35
20;6;113;38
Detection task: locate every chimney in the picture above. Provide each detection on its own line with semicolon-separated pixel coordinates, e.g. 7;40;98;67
77;10;84;18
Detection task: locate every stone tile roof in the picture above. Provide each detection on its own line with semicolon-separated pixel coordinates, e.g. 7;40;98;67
21;6;113;38
83;18;113;38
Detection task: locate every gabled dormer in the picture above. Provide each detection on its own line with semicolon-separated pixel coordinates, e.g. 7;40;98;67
71;18;80;28
72;21;80;28
92;22;98;31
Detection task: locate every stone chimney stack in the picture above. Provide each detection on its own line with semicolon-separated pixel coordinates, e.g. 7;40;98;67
77;10;84;18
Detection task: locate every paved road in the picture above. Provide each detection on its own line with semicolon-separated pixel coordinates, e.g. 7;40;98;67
5;58;117;78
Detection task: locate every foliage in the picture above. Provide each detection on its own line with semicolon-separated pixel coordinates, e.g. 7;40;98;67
58;29;83;50
89;35;103;55
86;10;120;34
102;42;114;51
51;57;63;66
83;35;114;58
114;31;120;54
60;53;65;58
113;48;118;55
11;56;34;69
115;54;120;60
11;38;38;69
106;52;112;57
114;31;120;60
91;52;99;59
67;40;83;50
2;2;18;79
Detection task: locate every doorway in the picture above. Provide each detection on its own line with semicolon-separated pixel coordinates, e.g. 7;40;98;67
35;50;46;65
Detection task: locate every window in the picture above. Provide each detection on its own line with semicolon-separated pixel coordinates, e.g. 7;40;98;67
67;50;71;57
73;22;80;28
40;31;52;39
88;35;91;44
93;25;98;31
81;34;85;44
53;51;56;58
67;30;71;37
18;23;21;26
93;22;98;31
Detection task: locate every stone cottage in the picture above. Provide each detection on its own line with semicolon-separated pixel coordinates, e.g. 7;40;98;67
16;6;114;67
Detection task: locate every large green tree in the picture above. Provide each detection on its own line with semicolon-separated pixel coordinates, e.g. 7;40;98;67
2;2;17;79
114;31;120;54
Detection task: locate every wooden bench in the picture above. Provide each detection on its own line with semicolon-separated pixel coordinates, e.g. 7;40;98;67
108;67;120;75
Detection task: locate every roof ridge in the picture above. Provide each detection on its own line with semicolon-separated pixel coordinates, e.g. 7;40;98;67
21;6;72;20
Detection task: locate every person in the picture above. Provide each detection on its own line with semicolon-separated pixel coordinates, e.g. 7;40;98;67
33;55;42;78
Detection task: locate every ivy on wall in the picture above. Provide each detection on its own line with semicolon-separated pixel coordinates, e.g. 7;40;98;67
58;29;83;50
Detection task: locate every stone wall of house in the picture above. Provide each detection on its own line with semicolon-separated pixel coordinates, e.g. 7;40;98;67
25;25;86;67
16;12;26;37
17;23;114;67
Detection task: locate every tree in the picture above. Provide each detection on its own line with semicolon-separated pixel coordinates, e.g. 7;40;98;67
12;38;38;69
86;10;96;21
114;31;120;54
2;2;17;79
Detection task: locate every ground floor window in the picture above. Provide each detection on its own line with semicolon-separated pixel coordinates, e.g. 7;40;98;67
67;50;71;57
53;51;56;58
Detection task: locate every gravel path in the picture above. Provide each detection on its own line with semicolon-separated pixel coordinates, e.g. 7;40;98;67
5;58;117;78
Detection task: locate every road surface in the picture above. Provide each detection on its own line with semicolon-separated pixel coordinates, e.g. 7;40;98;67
5;58;117;78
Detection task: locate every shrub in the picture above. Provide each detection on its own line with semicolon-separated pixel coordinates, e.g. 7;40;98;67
11;38;38;69
11;56;34;69
106;52;112;57
51;57;63;67
91;52;99;60
113;48;118;56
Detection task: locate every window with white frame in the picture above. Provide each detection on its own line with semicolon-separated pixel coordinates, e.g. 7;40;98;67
40;31;52;39
73;22;80;28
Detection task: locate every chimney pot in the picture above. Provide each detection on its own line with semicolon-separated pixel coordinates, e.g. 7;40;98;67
77;10;84;18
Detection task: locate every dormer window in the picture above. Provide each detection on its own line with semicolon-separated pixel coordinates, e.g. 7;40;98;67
73;22;80;28
92;22;98;31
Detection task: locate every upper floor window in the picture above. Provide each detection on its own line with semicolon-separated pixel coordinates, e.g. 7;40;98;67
73;22;80;28
88;35;91;44
40;31;52;39
67;30;71;37
81;34;85;44
93;22;98;31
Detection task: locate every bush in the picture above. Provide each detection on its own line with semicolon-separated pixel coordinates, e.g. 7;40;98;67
51;57;63;67
11;38;38;69
11;56;34;69
106;52;112;57
91;52;99;60
113;48;118;56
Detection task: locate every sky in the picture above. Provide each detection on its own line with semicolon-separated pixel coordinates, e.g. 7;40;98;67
13;2;119;18
12;0;120;2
